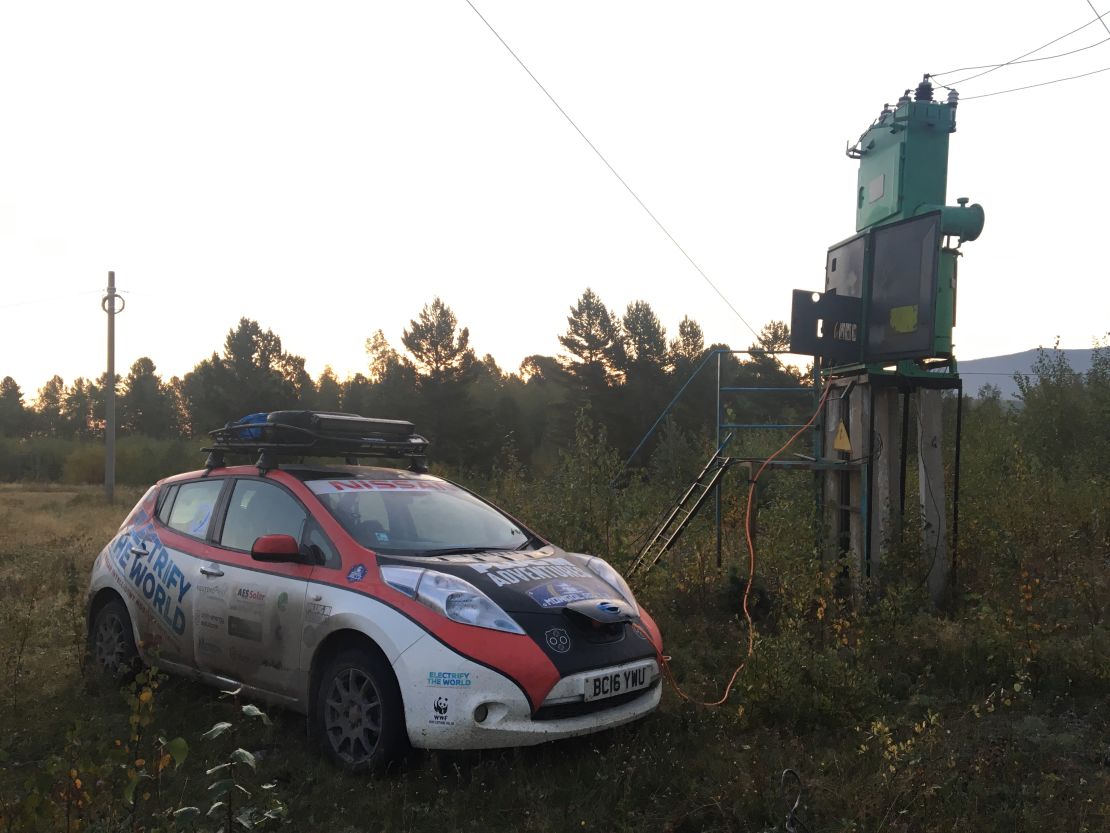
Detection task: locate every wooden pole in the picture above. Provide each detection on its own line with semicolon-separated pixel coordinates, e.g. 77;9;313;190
870;386;902;582
917;388;949;608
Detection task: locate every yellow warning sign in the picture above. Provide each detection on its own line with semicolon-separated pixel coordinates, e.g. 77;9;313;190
833;422;852;454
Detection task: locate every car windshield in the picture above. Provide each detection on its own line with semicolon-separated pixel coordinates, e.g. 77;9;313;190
307;477;534;556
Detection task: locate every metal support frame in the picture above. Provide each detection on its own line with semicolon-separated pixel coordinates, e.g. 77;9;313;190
621;348;820;571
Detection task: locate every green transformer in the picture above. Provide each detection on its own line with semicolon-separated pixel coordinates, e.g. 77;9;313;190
853;77;983;360
790;77;984;369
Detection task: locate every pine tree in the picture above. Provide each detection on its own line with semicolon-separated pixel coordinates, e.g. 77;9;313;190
120;358;177;437
669;316;705;368
316;367;343;411
558;289;626;389
401;298;475;383
61;378;95;439
0;377;28;437
33;375;66;437
620;300;668;371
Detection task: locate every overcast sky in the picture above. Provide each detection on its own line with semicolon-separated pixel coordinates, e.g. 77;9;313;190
2;0;1108;397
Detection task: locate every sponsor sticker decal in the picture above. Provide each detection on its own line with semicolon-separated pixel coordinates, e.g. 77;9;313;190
234;587;267;604
544;627;572;654
305;602;332;623
470;557;592;588
308;479;453;495
198;611;226;631
430;696;453;726
526;581;599;609
347;564;367;583
228;615;263;642
108;509;192;637
427;671;472;688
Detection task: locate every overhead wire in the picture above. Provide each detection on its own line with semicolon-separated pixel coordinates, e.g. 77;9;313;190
929;34;1110;77
932;5;1110;87
460;0;762;343
0;290;102;310
961;64;1110;99
1086;0;1110;36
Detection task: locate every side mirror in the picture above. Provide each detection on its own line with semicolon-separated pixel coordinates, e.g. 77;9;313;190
251;534;301;562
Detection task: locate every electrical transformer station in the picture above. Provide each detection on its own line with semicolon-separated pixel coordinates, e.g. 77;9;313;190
789;75;983;605
629;76;982;607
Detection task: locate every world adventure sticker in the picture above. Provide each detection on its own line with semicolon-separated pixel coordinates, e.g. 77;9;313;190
526;581;600;609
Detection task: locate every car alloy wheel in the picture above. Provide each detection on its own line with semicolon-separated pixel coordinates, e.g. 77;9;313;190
324;667;383;764
315;648;407;771
89;598;138;677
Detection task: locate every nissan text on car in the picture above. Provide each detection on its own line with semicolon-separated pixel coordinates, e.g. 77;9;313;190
86;411;663;770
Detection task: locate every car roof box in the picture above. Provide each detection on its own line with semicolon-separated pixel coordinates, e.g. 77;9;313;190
204;410;428;473
266;411;414;439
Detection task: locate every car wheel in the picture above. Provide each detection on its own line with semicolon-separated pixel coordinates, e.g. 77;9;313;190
315;648;408;772
89;598;139;677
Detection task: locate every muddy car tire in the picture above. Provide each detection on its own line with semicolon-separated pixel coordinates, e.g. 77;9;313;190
315;648;408;772
88;597;140;678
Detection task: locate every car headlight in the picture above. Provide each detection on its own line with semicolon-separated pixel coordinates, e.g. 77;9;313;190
584;557;639;614
380;566;525;635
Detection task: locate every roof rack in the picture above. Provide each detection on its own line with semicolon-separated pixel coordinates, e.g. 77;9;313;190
201;410;430;474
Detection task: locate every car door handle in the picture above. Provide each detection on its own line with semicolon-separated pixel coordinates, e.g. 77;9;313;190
200;564;225;578
130;544;150;558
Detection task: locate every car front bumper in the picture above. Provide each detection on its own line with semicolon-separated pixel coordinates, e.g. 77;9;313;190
393;634;661;750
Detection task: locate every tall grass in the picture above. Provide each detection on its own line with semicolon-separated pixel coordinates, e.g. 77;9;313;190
0;390;1107;831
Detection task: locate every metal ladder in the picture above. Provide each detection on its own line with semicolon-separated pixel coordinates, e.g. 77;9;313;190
628;440;734;577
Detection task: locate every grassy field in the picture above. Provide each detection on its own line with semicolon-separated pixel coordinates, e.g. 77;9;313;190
0;473;1107;833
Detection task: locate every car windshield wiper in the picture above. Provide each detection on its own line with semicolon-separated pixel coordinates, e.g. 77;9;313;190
420;546;521;557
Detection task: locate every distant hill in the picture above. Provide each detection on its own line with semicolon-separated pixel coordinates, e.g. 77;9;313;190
959;348;1095;399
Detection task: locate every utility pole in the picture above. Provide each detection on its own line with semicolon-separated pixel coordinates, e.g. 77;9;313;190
102;271;125;503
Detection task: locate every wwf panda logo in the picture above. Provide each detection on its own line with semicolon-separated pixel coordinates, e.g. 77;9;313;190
545;628;571;654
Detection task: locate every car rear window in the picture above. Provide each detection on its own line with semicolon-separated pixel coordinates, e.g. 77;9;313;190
156;485;178;525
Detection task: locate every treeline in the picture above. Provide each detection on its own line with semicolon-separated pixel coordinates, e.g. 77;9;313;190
0;289;807;480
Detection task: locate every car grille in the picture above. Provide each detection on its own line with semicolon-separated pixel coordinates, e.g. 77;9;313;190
532;680;659;721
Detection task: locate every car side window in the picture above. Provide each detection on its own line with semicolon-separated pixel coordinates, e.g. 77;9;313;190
165;480;224;538
220;479;308;553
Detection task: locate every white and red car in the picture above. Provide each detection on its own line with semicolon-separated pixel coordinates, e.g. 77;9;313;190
86;412;663;770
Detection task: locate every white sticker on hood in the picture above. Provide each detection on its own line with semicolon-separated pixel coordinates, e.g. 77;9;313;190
470;557;591;587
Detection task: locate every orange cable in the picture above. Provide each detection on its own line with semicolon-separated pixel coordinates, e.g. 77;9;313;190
639;380;835;707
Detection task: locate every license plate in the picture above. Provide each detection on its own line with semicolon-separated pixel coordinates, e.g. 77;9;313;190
583;662;653;702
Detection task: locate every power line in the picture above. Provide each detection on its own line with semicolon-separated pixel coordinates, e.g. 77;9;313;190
929;34;1109;77
0;290;101;310
935;6;1110;86
1086;0;1110;36
460;0;762;342
962;63;1110;99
